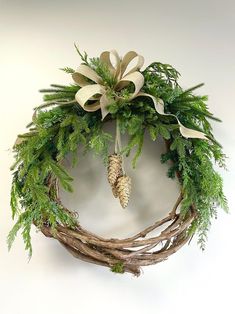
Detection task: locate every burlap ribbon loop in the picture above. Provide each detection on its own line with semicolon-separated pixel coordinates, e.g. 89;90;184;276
72;50;207;139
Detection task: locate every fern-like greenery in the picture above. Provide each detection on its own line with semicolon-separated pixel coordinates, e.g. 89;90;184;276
8;46;227;256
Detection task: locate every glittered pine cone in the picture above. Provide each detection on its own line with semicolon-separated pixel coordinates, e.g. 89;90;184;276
116;175;132;208
107;154;123;187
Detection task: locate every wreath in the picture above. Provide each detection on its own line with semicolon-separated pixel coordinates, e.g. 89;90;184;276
9;46;228;276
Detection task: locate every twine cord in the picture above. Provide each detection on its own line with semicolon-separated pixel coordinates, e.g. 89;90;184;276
114;120;125;174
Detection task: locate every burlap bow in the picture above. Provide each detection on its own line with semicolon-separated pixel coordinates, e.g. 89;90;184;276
73;50;207;139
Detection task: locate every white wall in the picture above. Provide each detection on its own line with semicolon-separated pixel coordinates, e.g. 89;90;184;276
0;1;234;313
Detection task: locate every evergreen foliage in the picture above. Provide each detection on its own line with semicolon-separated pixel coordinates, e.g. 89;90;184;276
111;262;125;274
9;47;228;256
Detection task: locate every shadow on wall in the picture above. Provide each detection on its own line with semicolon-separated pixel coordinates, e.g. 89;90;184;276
60;120;180;238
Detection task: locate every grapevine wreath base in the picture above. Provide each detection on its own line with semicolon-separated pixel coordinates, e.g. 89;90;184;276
40;186;195;276
9;46;227;276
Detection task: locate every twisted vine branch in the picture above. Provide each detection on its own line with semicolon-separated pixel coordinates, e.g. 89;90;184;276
40;188;195;276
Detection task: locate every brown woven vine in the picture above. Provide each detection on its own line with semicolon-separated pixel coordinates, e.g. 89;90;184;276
39;178;196;276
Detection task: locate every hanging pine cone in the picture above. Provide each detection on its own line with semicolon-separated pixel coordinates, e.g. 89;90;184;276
116;175;131;208
107;154;123;187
